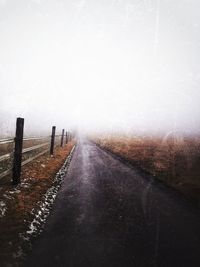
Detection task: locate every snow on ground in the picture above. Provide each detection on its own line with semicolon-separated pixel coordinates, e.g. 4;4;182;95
0;200;6;217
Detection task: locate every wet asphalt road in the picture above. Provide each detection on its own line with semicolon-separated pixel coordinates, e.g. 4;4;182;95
26;139;200;267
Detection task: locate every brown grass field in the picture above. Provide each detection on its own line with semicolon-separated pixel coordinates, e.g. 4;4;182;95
93;134;200;206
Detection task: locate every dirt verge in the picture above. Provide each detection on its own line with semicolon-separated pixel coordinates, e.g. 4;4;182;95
0;140;76;267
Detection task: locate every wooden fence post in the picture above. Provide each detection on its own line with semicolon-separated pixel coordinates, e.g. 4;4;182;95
61;129;64;147
66;131;68;144
50;126;56;155
12;117;24;185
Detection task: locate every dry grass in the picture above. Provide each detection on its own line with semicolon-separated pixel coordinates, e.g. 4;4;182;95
94;134;200;206
0;140;76;267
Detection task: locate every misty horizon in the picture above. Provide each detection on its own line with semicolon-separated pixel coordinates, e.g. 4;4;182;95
1;0;200;137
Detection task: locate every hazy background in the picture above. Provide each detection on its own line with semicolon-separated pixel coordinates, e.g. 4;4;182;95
0;0;200;137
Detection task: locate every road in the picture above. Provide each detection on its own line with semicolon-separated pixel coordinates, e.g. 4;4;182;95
25;139;200;267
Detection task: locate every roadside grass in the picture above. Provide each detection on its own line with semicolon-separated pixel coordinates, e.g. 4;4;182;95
0;140;76;267
93;134;200;206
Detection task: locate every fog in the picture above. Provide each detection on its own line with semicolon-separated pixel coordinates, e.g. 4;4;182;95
0;0;200;137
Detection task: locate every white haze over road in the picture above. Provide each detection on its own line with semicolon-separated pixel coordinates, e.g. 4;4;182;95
0;0;200;136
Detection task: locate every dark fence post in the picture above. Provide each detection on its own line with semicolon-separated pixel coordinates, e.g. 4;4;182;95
65;131;68;144
50;126;56;155
61;129;64;147
12;117;24;185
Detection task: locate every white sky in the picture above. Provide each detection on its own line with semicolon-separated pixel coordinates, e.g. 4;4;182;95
0;0;200;136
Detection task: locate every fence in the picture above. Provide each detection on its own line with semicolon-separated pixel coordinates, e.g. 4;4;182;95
0;117;72;185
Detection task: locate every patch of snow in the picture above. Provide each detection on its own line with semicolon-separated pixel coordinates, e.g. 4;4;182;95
0;200;6;217
20;145;76;242
9;189;21;194
3;193;14;200
21;182;31;189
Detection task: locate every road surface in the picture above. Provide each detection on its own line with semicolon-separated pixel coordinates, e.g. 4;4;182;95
25;139;200;267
